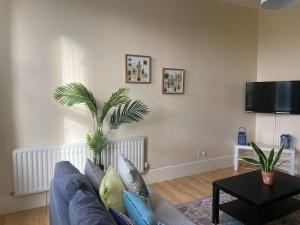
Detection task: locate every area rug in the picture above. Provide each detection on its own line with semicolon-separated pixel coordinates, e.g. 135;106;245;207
176;192;300;225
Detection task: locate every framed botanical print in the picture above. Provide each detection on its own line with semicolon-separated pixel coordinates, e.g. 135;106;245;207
162;68;185;94
126;54;151;83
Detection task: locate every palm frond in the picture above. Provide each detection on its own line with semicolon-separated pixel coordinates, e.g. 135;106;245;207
110;100;150;129
54;83;98;117
87;131;109;158
99;88;129;125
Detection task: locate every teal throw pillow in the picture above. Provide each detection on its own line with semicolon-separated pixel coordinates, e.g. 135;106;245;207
123;191;157;225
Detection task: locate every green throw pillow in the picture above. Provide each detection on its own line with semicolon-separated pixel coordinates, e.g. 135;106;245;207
100;166;127;215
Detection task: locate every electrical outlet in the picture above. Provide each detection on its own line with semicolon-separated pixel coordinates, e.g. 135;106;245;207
197;150;207;158
197;150;201;158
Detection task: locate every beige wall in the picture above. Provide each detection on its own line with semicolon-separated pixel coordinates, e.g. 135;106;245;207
0;0;258;196
0;0;15;196
256;5;300;167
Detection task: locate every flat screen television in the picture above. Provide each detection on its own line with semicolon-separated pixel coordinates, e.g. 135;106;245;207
245;81;300;114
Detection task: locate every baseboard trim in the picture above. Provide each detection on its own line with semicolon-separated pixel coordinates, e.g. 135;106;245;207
143;155;233;184
0;192;49;215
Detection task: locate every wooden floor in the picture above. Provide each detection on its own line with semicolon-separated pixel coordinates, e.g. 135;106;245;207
0;207;49;225
0;165;254;225
150;165;255;205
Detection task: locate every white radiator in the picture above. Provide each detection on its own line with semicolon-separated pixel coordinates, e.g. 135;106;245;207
12;136;145;196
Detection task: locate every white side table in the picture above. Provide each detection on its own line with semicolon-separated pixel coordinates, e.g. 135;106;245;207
234;145;296;175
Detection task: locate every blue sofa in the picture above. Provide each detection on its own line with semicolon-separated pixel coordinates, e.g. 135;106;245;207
49;161;195;225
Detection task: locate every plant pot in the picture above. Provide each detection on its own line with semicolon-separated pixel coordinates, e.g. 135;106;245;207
261;171;275;185
99;164;104;170
93;157;104;170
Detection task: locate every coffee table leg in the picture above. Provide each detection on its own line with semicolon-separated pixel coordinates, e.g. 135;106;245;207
212;184;220;224
256;207;264;225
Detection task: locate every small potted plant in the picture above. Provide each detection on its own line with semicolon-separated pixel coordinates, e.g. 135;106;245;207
242;142;286;185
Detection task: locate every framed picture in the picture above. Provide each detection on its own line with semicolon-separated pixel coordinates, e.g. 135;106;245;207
162;68;185;94
126;54;151;83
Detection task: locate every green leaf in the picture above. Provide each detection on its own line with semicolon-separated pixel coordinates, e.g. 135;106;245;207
54;83;98;117
251;142;267;162
250;142;267;170
267;149;275;172
271;143;285;170
275;160;289;169
87;131;109;160
99;88;129;125
242;157;261;166
110;100;150;129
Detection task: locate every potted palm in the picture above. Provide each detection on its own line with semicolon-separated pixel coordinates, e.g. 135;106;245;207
242;142;286;185
175;73;182;90
136;61;142;81
54;83;149;168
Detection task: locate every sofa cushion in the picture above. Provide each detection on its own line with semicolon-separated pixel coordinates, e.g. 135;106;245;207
123;191;157;225
54;161;80;178
100;166;127;214
69;190;117;225
109;208;136;225
50;161;93;225
84;159;105;192
50;180;70;225
118;155;150;205
54;173;96;202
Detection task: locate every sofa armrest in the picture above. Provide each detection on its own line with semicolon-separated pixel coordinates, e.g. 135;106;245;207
148;188;196;225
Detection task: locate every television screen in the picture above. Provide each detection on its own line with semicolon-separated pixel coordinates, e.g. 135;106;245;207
245;81;300;114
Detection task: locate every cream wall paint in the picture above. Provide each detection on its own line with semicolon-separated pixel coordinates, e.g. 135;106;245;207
219;0;259;8
257;5;300;171
0;0;15;196
0;0;258;198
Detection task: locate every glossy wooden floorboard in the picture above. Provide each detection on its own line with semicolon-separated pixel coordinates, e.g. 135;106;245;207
0;165;254;225
150;165;255;205
0;207;49;225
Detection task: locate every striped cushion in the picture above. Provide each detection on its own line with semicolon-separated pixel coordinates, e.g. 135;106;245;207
109;208;136;225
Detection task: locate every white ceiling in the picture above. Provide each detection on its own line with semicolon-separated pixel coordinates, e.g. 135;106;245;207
219;0;259;8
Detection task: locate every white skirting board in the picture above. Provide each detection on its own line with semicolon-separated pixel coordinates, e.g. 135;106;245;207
0;192;49;216
0;155;233;215
143;155;233;184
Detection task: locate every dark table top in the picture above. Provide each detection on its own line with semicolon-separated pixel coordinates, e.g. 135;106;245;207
214;170;300;206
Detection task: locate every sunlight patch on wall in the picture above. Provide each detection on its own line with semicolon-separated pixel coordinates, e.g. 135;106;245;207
60;37;90;143
63;117;89;143
61;37;86;84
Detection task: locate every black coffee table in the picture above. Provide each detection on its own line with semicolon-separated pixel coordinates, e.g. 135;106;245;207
212;170;300;225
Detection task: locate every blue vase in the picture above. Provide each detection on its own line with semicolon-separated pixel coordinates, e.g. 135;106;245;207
280;134;292;149
238;127;247;145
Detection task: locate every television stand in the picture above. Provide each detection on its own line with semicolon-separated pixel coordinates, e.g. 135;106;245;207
234;144;296;175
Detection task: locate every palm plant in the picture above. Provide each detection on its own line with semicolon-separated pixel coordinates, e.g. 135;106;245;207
136;61;142;81
169;75;175;89
242;142;286;173
54;83;149;165
175;74;182;90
